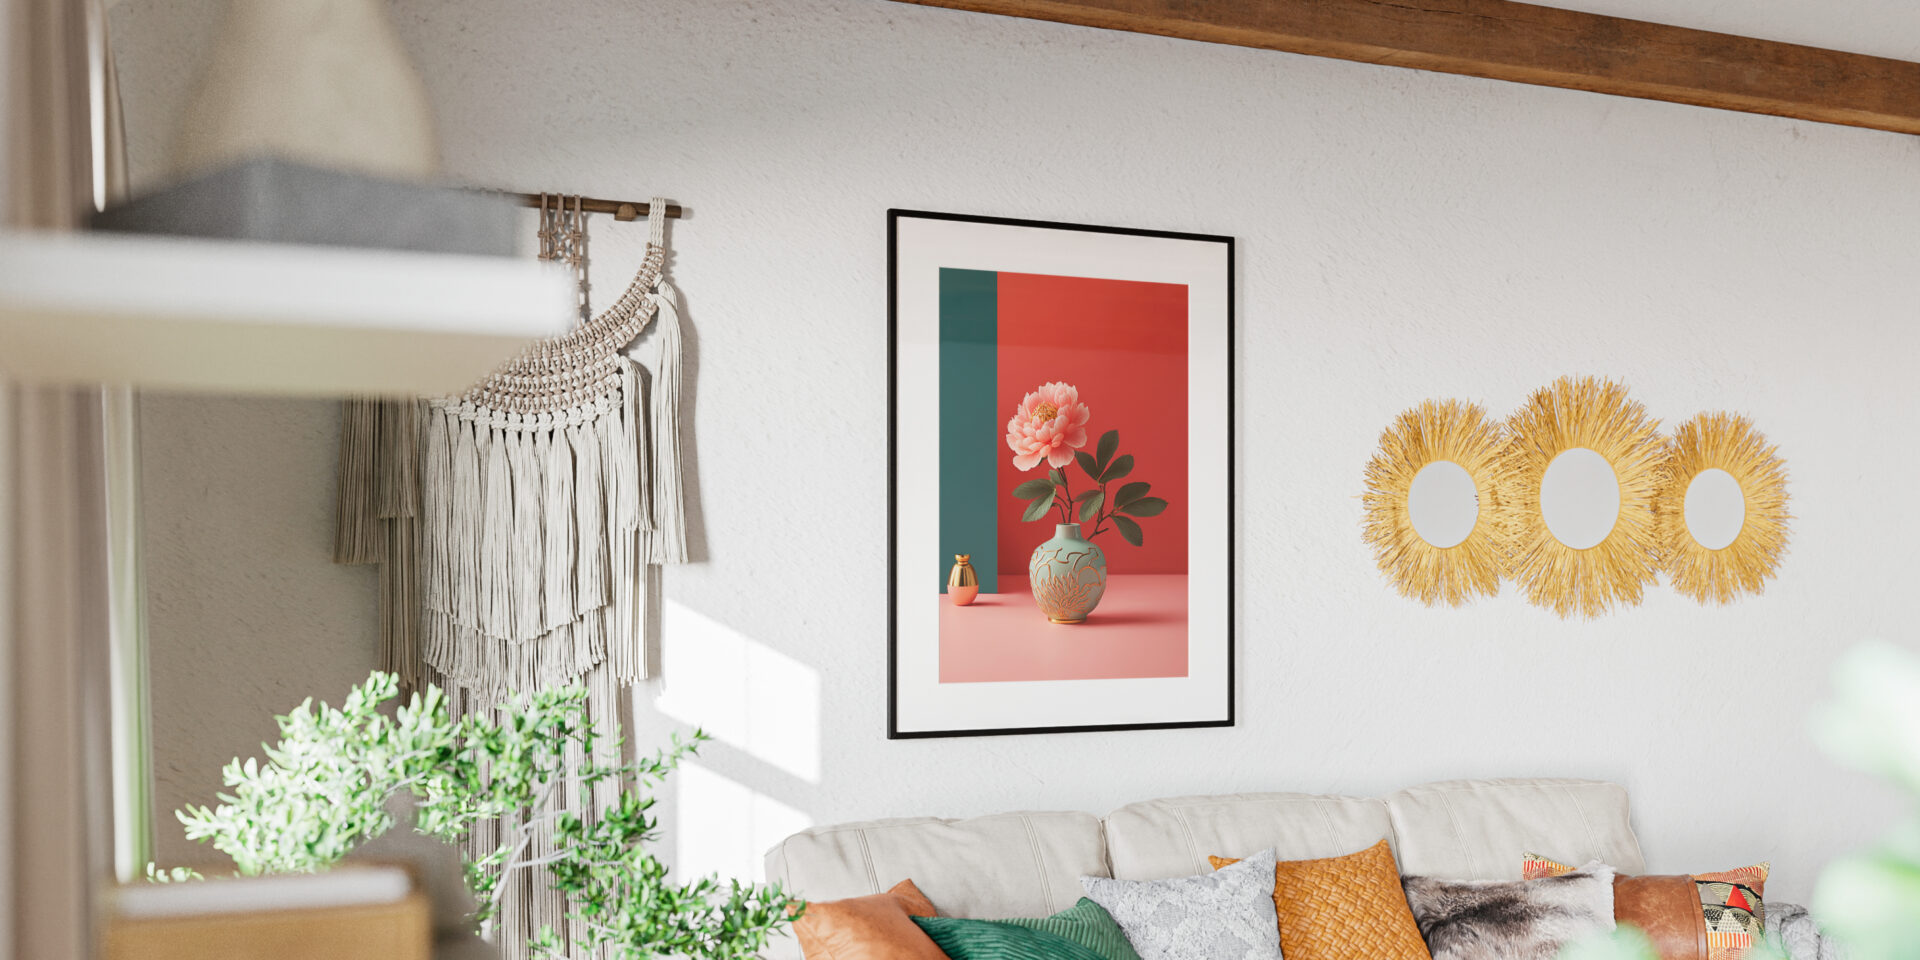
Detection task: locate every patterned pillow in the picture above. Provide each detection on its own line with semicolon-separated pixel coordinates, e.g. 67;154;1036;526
999;897;1143;960
913;916;1111;960
1524;853;1769;960
1402;862;1617;960
1081;849;1285;960
1210;839;1432;960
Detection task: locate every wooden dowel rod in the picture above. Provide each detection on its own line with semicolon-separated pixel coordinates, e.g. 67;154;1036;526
508;194;684;221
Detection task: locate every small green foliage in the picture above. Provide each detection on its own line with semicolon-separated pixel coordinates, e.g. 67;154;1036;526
156;672;797;959
1076;490;1104;522
1011;478;1055;501
144;863;203;884
1094;430;1119;472
1016;428;1169;545
1813;641;1920;960
1073;451;1099;479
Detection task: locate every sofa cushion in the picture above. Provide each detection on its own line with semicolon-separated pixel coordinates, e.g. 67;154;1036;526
1209;840;1433;960
1524;852;1770;960
1000;897;1143;960
1105;792;1394;880
1082;850;1285;960
764;810;1109;918
912;916;1111;960
1402;862;1618;960
791;879;944;960
1386;778;1644;881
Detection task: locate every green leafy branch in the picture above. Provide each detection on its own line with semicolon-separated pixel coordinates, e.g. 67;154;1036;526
159;672;799;960
1011;429;1169;545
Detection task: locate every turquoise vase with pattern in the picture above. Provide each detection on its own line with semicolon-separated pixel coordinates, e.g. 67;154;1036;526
1029;522;1107;623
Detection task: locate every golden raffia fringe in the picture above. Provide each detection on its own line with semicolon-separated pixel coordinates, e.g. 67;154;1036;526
1362;399;1518;607
1504;375;1669;619
1362;382;1794;617
1655;412;1790;605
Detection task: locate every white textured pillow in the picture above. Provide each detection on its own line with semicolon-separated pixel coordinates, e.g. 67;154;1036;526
1080;848;1285;960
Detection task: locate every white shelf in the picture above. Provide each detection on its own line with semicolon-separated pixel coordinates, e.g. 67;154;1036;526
0;231;574;396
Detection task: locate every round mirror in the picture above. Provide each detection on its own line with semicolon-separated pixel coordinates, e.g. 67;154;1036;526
1683;467;1745;550
1540;447;1620;549
1407;460;1479;548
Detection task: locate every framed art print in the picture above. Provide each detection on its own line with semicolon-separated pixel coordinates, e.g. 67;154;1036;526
888;209;1235;738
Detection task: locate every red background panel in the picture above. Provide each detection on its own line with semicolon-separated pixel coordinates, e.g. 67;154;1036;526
994;272;1189;578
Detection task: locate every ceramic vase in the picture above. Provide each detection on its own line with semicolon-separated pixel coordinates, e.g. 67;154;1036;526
1028;523;1106;623
947;554;979;606
176;0;440;180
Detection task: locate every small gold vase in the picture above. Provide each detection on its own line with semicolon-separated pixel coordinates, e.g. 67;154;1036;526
948;554;980;606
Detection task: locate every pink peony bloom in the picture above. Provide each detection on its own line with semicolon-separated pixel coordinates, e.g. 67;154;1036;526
1005;382;1091;471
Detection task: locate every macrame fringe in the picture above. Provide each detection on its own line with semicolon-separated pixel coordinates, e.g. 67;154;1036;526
639;282;688;565
333;398;385;565
434;662;630;960
334;201;688;959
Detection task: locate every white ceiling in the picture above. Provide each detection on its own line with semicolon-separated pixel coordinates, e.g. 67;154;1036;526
1536;0;1920;63
104;0;1920;65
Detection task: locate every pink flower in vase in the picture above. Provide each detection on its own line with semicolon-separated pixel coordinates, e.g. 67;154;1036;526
1005;381;1091;471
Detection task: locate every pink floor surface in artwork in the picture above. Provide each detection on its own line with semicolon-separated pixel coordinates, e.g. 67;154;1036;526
938;574;1189;683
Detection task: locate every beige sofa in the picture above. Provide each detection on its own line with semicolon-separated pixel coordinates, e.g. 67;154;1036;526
761;777;1648;958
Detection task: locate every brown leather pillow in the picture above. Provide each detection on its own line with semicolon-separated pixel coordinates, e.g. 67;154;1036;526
792;879;946;960
1526;854;1770;960
1614;874;1710;960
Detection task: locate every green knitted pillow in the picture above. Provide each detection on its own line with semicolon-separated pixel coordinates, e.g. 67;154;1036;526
911;898;1142;960
912;916;1110;960
1001;898;1142;960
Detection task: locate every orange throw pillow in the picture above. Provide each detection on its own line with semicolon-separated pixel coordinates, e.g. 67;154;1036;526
1211;839;1432;960
792;879;947;960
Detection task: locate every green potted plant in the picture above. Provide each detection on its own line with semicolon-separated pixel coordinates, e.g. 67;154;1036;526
152;672;799;959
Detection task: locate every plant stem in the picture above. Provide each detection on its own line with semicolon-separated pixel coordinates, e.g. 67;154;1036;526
1084;478;1110;539
482;775;564;940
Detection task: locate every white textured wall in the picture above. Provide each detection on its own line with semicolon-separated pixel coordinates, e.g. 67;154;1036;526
115;0;1920;900
135;394;379;867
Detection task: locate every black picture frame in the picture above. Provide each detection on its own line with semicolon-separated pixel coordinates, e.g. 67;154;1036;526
886;209;1235;739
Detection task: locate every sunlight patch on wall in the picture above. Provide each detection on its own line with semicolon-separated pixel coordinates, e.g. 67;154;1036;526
674;761;812;883
655;600;822;783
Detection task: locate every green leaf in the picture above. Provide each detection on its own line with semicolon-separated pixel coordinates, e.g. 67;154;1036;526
1095;430;1119;472
1074;451;1099;479
1100;454;1134;483
1114;481;1151;509
1048;468;1066;486
1072;489;1101;502
1120;496;1167;517
1113;515;1144;546
1021;495;1055;522
1011;477;1054;500
174;668;801;957
1078;490;1105;522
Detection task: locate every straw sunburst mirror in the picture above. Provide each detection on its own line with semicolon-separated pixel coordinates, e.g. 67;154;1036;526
1506;376;1669;618
1655;412;1790;604
1362;399;1517;607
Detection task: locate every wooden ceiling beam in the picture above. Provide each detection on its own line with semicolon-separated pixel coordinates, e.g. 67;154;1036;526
890;0;1920;136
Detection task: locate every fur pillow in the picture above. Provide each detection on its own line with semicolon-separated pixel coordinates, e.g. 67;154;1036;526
1402;862;1616;960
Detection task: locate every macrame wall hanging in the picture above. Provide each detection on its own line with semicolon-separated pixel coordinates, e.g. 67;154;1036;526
334;195;687;959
